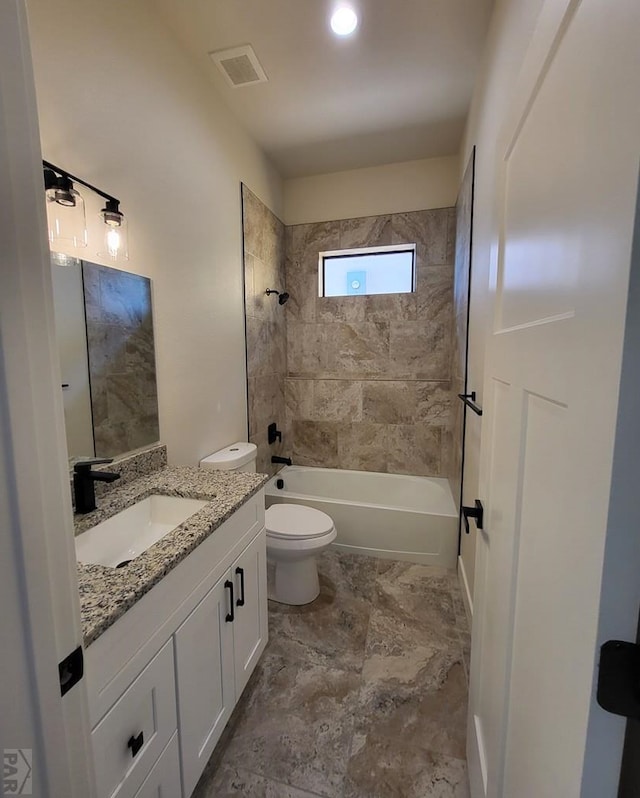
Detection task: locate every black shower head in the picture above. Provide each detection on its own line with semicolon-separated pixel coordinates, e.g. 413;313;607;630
265;288;289;306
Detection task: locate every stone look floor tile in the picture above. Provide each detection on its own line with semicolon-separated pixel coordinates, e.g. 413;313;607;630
193;550;470;798
344;747;470;798
267;550;377;671
374;561;459;637
219;653;361;797
356;632;468;761
193;764;324;798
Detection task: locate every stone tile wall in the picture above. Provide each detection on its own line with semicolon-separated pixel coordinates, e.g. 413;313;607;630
83;262;159;457
242;186;288;476
285;209;456;476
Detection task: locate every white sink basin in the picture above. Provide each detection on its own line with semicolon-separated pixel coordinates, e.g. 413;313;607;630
75;494;208;568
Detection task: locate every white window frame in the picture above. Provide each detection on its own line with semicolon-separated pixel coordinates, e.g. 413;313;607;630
318;243;417;297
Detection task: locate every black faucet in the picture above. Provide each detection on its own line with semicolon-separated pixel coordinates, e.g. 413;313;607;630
271;455;292;466
73;458;121;514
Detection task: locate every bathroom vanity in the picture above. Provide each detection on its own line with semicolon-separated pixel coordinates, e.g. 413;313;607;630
75;466;268;798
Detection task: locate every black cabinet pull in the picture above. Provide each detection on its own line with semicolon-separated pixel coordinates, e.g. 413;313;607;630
224;580;234;622
127;731;144;757
235;567;245;607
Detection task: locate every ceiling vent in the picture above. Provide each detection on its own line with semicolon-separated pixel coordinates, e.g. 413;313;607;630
209;45;268;88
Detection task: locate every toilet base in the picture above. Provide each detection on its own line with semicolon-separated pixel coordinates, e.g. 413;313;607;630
270;556;320;605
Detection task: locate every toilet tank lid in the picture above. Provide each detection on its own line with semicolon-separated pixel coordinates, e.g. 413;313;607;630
200;442;257;470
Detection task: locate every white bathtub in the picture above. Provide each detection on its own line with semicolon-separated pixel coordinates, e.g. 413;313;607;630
264;466;458;567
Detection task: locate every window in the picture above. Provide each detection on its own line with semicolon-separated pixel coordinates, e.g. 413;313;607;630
318;244;416;298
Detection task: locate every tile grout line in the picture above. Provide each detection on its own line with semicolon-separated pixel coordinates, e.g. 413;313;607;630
339;556;383;798
235;764;331;798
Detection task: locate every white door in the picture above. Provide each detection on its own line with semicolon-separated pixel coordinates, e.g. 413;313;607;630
1;1;95;795
232;529;268;696
174;574;235;798
467;1;640;796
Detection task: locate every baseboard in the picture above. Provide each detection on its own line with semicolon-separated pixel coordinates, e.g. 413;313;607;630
458;554;473;626
467;712;488;798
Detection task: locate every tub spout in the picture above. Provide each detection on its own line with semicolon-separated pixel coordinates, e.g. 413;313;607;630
271;455;292;466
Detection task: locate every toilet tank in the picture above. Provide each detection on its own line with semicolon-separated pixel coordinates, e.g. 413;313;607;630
199;442;257;473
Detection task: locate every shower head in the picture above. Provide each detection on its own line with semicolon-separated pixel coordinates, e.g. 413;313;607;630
265;288;289;306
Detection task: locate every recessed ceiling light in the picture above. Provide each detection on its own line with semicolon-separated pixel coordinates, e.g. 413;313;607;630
330;6;358;36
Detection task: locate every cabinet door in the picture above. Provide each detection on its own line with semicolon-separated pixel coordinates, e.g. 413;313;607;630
232;528;268;696
174;574;235;798
133;734;181;798
91;640;176;798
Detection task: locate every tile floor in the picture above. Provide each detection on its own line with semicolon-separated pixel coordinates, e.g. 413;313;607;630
193;549;471;798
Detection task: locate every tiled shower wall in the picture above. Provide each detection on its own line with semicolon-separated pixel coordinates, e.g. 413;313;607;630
285;211;456;476
242;186;288;476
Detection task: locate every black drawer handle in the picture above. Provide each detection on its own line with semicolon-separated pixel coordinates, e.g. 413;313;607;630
235;567;245;607
127;731;144;757
224;580;234;622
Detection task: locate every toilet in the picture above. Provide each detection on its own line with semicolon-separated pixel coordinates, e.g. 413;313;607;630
199;443;336;605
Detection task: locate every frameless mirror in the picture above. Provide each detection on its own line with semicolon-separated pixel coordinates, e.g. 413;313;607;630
50;253;160;460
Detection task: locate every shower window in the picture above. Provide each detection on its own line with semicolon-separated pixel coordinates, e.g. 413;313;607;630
319;244;416;298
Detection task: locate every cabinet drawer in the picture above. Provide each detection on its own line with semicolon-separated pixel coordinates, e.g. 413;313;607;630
133;733;181;798
91;640;177;798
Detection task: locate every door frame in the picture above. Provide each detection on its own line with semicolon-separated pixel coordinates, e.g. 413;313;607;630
0;1;94;795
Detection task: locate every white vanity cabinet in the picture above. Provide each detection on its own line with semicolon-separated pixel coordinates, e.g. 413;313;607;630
84;491;267;798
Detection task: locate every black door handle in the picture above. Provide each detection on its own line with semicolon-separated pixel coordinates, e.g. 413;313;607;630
597;640;640;718
235;567;245;607
127;731;144;757
462;500;484;533
224;580;235;622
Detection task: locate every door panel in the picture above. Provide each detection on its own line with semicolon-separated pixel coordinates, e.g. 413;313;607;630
232;529;268;696
468;0;640;795
174;574;235;798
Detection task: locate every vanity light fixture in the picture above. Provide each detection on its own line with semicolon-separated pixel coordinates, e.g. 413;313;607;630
42;160;129;262
44;166;87;249
330;5;358;36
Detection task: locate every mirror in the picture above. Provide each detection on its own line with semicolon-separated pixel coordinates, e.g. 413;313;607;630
50;254;160;460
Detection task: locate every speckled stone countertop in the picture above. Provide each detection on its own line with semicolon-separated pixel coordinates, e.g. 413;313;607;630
76;466;268;647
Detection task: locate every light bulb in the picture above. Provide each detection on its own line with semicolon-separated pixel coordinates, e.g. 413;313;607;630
98;199;129;261
331;6;358;36
106;227;121;258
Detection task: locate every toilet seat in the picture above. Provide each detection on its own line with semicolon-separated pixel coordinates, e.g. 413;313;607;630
265;504;334;540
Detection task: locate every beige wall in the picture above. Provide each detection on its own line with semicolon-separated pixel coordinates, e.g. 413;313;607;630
283;156;459;225
457;0;545;604
26;0;282;465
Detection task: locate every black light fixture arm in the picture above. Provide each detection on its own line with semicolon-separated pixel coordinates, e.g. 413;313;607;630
43;159;120;206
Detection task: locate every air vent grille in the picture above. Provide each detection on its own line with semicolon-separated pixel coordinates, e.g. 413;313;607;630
209;45;268;87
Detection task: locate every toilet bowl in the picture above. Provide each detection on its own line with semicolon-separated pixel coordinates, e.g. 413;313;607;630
199;443;336;606
265;503;336;605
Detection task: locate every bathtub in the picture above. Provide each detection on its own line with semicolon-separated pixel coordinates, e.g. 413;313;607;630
264;466;458;567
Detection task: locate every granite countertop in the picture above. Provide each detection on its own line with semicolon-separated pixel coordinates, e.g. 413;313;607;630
76;466;268;647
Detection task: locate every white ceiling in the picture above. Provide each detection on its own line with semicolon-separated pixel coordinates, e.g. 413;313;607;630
155;0;495;178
